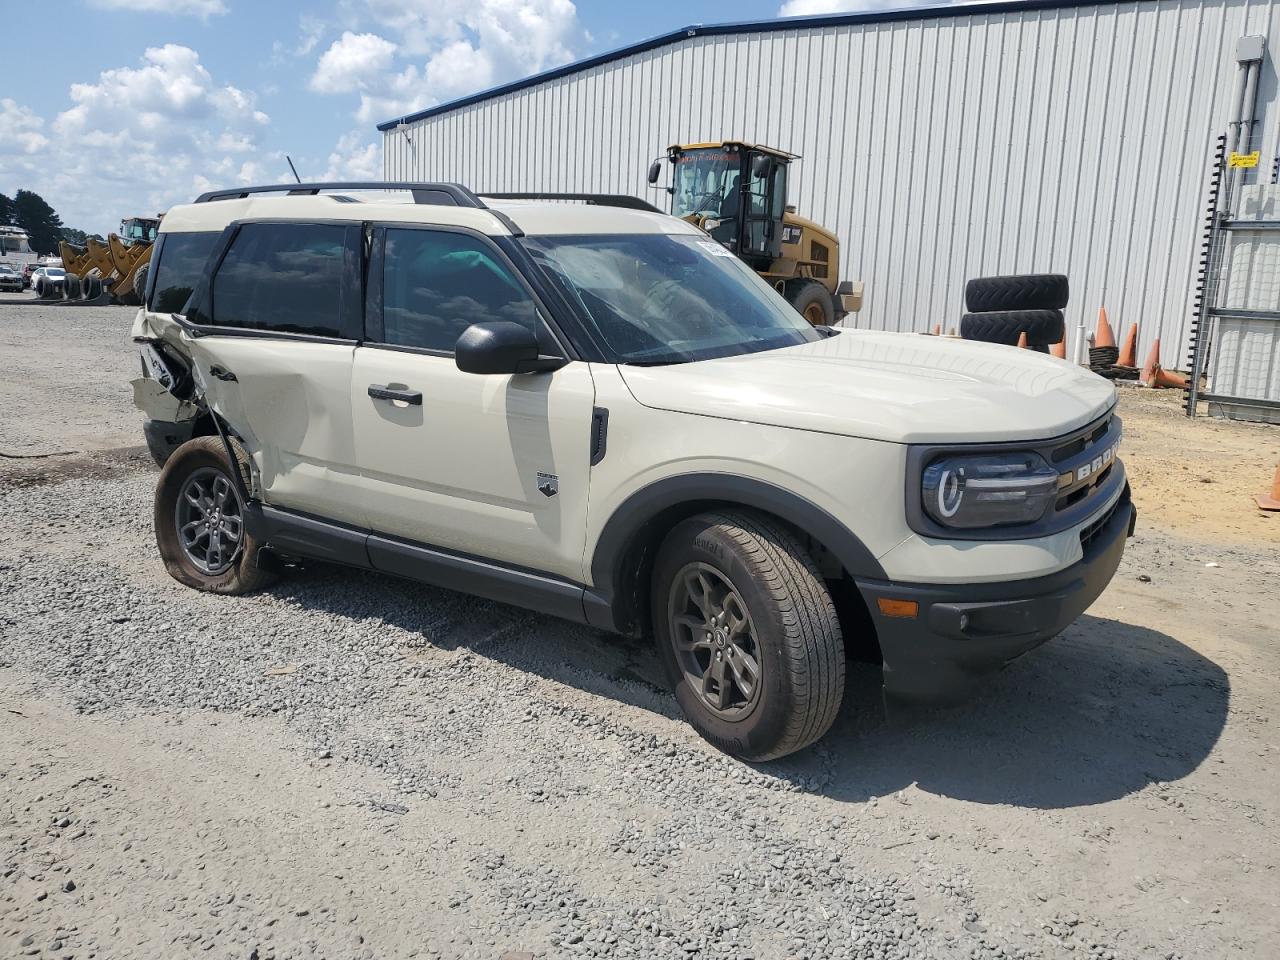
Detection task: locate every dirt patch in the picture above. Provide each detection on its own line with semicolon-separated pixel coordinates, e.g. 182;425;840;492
1117;385;1279;545
0;445;154;489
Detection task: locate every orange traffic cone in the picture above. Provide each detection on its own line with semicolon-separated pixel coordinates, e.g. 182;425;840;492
1148;365;1189;389
1117;323;1138;367
1141;338;1161;385
1257;462;1280;511
1016;331;1029;349
1095;307;1116;349
932;323;941;336
1050;336;1067;359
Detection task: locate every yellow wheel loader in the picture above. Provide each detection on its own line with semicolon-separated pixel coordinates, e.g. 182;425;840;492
648;141;862;325
58;215;160;305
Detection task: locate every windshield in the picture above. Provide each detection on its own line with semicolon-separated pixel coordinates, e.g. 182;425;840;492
46;268;66;277
671;151;739;219
122;219;157;242
523;233;821;364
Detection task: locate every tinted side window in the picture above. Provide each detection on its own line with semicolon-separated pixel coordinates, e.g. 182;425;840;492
151;231;220;313
382;229;537;351
212;223;348;336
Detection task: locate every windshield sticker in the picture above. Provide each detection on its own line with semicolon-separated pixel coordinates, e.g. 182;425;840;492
696;240;735;258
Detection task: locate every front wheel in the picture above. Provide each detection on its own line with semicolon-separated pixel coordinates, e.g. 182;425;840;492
153;435;277;595
652;510;845;761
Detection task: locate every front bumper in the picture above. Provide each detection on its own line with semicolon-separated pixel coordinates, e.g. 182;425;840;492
857;484;1135;702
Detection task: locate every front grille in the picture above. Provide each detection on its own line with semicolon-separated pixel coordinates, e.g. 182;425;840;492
1079;494;1122;551
1049;413;1121;514
810;241;829;278
1050;416;1113;464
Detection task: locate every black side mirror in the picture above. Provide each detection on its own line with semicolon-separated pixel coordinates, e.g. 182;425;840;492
455;321;565;375
647;159;663;185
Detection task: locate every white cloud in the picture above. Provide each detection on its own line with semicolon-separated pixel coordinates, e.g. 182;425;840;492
0;100;49;155
308;1;583;125
0;45;269;233
779;0;950;13
87;0;227;18
310;31;399;93
318;131;382;181
295;16;326;57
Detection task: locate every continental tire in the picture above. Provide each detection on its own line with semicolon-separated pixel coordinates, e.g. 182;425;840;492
154;435;277;595
652;509;845;762
964;274;1069;313
786;279;835;326
961;309;1065;348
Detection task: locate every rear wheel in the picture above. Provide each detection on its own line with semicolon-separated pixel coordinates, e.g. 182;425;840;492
652;510;845;762
786;279;834;326
154;435;277;595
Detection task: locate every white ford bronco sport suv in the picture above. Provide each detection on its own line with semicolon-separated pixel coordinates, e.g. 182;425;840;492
131;181;1133;762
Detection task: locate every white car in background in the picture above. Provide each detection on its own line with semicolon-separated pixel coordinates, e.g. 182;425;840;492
30;265;67;297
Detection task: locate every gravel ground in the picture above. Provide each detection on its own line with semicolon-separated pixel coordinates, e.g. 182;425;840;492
2;303;1278;960
0;296;141;456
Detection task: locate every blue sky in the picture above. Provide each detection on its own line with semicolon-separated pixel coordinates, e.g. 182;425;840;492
0;0;945;235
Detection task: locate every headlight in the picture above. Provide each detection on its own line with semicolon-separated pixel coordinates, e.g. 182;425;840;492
921;453;1060;529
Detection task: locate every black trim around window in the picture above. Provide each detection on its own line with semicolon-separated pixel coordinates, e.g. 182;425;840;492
362;221;576;361
180;218;364;342
159;218;603;361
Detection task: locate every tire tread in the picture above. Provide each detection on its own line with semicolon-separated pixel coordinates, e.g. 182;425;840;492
691;509;844;760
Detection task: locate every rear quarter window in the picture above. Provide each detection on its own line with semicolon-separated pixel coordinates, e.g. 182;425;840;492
150;231;221;313
210;222;351;337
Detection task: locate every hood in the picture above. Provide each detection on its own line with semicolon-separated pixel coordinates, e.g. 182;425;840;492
617;330;1117;445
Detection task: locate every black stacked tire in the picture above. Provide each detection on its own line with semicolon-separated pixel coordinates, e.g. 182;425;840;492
652;509;845;762
960;309;1065;348
959;274;1069;349
964;274;1069;313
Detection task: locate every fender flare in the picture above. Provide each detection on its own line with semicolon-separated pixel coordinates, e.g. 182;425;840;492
586;473;886;633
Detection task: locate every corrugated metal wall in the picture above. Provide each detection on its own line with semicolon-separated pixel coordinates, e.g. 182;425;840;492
384;0;1280;369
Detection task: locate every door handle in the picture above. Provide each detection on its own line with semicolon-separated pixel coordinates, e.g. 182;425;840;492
208;364;237;382
368;384;423;405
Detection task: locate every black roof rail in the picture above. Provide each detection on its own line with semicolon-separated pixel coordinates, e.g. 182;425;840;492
193;181;487;208
480;192;663;214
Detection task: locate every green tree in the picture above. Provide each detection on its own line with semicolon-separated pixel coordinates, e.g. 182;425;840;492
0;193;15;226
14;189;64;255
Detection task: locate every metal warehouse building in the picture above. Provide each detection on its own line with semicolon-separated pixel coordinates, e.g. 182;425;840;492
379;0;1280;415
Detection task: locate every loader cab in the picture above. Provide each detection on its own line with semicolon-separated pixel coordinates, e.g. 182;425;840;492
119;217;160;246
650;142;792;268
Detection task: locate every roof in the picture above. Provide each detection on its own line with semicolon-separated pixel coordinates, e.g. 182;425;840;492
673;142;801;160
377;0;1124;131
157;192;702;238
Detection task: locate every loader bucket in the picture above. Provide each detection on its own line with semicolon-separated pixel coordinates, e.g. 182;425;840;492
107;234;153;304
83;238;118;282
59;241;96;280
